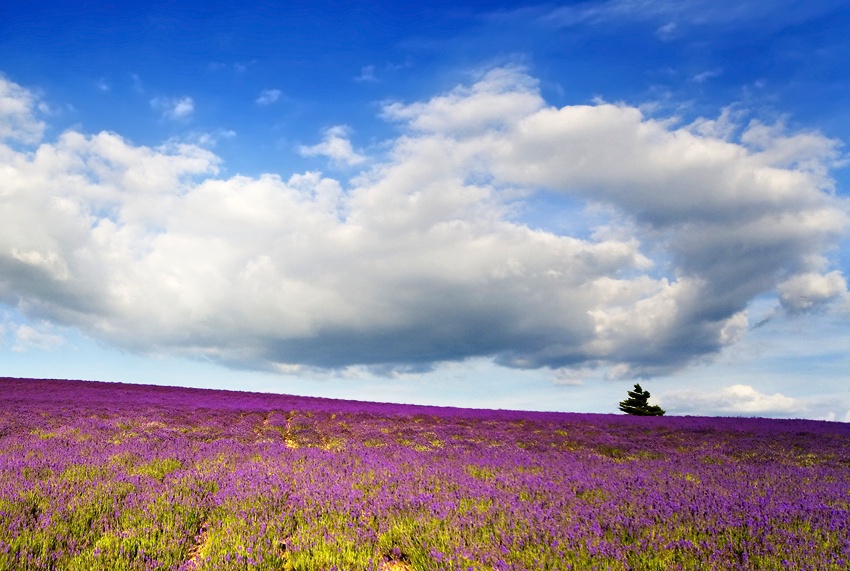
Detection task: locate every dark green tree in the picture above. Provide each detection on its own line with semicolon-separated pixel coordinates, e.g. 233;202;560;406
619;383;665;416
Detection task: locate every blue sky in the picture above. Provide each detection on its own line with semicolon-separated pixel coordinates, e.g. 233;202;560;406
1;0;849;419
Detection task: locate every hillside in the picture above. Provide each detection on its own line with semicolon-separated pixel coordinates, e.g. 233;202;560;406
1;377;849;570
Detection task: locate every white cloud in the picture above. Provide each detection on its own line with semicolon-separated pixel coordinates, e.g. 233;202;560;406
150;96;195;120
174;129;237;148
382;66;542;135
355;65;378;83
692;68;722;83
688;105;746;140
655;21;678;40
0;70;846;379
662;384;806;416
821;410;850;423
777;271;848;313
544;0;842;33
130;73;144;94
208;61;254;74
740;119;842;184
13;324;65;352
255;89;282;105
0;74;46;143
552;369;586;386
298;125;366;166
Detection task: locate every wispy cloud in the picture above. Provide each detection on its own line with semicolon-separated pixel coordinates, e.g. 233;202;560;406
129;73;144;94
0;75;46;143
208;61;255;73
298;125;366;166
655;21;678;40
692;68;722;83
255;89;282;106
150;95;194;120
542;0;844;35
12;324;65;352
170;129;237;149
354;65;378;83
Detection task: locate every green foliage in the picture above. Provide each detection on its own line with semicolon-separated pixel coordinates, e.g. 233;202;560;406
132;457;183;481
619;383;666;416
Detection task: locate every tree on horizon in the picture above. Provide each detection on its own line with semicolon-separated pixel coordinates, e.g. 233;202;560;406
619;383;665;416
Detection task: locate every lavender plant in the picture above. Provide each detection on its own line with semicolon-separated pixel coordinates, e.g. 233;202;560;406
1;377;848;570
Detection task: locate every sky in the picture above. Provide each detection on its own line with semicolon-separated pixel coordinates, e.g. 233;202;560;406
1;0;849;419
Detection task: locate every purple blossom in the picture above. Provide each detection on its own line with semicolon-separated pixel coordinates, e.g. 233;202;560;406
0;377;849;570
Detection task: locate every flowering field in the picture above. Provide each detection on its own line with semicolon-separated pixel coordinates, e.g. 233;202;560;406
1;378;849;570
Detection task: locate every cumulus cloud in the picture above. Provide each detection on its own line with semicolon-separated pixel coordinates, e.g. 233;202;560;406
382;67;542;134
298;125;367;166
662;384;806;416
0;69;846;378
777;271;848;313
150;95;195;120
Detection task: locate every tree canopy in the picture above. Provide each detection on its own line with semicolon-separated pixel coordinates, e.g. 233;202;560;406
619;383;665;416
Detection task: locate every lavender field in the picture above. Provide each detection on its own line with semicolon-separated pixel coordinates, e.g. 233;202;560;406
1;378;849;570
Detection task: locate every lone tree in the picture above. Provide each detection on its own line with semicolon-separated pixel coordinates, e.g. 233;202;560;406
619;383;665;416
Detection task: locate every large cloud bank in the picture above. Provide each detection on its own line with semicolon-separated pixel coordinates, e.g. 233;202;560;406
0;69;846;378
